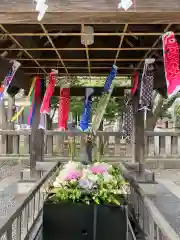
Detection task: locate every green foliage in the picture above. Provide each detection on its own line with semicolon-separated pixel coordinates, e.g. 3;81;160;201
173;100;180;126
70;97;84;118
70;96;123;122
104;98;123;121
50;96;59;108
71;76;131;87
50;75;127;123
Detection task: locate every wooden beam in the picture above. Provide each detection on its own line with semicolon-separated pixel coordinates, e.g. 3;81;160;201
81;24;91;80
53;87;129;97
0;12;180;24
1;0;180;12
136;24;172;69
114;24;128;65
0;32;178;37
21;66;141;70
0;24;47;75
40;24;69;76
24;73;132;76
0;47;163;51
7;58;162;62
30;78;45;178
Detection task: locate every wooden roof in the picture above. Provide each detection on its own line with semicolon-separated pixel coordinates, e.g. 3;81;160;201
0;0;180;24
0;23;178;95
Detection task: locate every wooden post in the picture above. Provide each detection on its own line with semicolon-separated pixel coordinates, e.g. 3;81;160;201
7;95;15;154
132;95;145;173
30;78;45;179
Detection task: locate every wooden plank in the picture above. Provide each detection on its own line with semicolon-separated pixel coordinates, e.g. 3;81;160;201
13;135;19;154
154;136;160;156
165;136;172;156
30;79;45;178
0;130;180;137
46;135;53;155
24;135;30;154
177;136;180;156
0;12;180;24
57;87;128;97
0;0;180;12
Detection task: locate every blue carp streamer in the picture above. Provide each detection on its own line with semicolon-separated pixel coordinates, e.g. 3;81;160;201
103;65;117;93
79;88;94;131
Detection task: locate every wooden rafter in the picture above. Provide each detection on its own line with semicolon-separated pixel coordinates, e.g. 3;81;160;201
0;23;175;78
40;24;69;76
20;66;141;69
0;24;47;75
0;32;179;37
81;24;91;79
7;58;162;62
114;24;128;65
124;39;134;48
0;12;180;24
0;47;162;51
24;72;132;76
136;24;172;69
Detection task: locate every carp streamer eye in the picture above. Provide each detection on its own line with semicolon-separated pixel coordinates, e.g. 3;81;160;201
169;39;175;43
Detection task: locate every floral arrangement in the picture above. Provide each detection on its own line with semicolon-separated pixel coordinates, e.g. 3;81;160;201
48;161;127;205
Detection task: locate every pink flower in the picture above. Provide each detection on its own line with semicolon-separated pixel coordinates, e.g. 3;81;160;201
63;169;82;181
90;165;107;174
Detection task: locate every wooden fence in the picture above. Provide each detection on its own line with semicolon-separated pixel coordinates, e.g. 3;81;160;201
0;130;180;159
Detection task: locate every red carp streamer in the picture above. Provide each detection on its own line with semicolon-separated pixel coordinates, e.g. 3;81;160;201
40;71;56;114
162;31;180;97
131;71;139;96
58;88;70;130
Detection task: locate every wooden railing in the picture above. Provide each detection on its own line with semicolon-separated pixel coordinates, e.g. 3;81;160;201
121;163;180;240
0;161;60;240
0;130;180;158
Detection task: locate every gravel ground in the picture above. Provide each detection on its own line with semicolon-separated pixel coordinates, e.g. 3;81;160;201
0;161;23;225
0;160;22;181
154;169;180;186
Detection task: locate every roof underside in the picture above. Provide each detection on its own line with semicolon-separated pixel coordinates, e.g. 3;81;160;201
0;23;179;78
0;23;178;97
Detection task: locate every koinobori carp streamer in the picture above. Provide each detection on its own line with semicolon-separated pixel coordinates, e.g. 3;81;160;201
40;70;57;114
162;31;180;97
58;88;70;130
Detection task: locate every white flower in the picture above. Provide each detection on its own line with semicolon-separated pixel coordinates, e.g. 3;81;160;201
88;174;98;183
82;169;98;183
79;179;93;190
102;172;113;182
53;180;61;188
62;161;83;173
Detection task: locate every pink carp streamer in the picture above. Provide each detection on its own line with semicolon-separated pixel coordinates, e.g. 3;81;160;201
162;31;180;97
40;71;56;114
58;88;70;130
